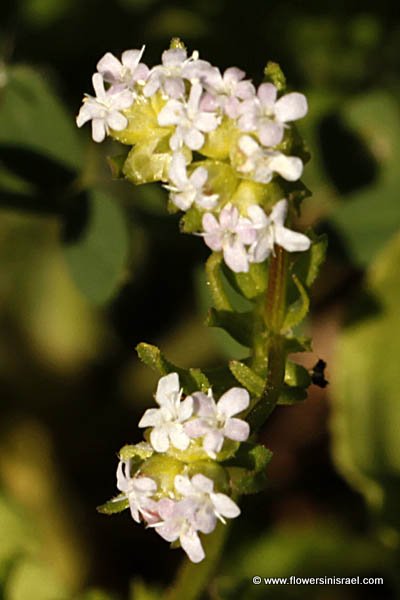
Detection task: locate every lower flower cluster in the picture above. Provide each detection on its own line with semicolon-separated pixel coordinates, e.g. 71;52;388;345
108;373;250;562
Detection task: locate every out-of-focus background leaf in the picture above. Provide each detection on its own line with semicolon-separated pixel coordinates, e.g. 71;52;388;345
1;0;400;598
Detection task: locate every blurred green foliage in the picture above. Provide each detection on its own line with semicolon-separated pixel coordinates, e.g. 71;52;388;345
1;0;400;598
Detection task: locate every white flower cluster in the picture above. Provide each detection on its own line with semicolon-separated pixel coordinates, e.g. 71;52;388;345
77;43;311;272
114;372;249;562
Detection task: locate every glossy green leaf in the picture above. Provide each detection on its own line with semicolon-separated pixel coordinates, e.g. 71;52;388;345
97;495;129;515
207;309;254;348
229;361;264;397
63;189;129;304
0;65;82;170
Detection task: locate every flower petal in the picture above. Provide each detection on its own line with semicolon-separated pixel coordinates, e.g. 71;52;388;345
275;226;311;252
203;430;224;458
224;417;250;442
150;427;170;453
211;493;240;519
180;529;205;563
257;82;277;106
223;238;249;273
274;92;308;122
156;373;180;405
138;408;161;428
169;425;190;450
268;154;303;181
217;387;250;417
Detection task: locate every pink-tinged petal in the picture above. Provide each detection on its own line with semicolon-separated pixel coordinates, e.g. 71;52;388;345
171;191;194;211
156;498;176;520
138;408;161;428
224;417;250;441
92;73;106;99
150;428;170;453
91;118;106;142
187;82;203;112
237;110;257;132
164;76;185;99
156;522;180;543
194;506;217;534
192;392;215;417
202;212;219;233
223;238;249;273
133;63;149;83
203;231;222;252
249;231;273;263
170;425;190;450
211;493;240;519
116;89;135;109
275;226;311;252
184;418;210;438
236;80;256;100
218;387;250;417
194;111;219;133
156;372;180;404
224;97;240;119
268;154;303;181
200;92;219;112
204;66;222;88
97;52;122;80
219;203;238;229
107;111;128;131
143;77;160;97
183;127;204;150
257;82;277;106
174;475;193;496
190;166;208;189
180;529;205;563
162;48;187;67
121;49;142;71
274;92;308;122
236;218;257;245
191;474;214;494
258;121;284;147
178;396;194;422
270;198;288;226
203;430;224;457
223;66;245;84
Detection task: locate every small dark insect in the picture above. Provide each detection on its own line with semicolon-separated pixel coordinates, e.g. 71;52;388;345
311;359;328;388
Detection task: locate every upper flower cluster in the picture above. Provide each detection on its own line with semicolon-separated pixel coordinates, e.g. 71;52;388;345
77;42;311;272
111;372;248;562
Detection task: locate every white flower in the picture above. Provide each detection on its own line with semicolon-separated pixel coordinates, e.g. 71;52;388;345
165;153;219;211
238;83;308;147
138;373;193;453
76;73;134;142
157;82;220;151
201;66;255;118
144;48;211;99
154;497;205;563
116;459;158;523
248;199;311;262
237;135;303;183
97;46;149;91
201;203;257;272
174;474;240;531
185;387;250;458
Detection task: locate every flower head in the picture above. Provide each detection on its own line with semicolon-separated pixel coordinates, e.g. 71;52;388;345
165;153;219;211
201;203;257;272
238;83;308;147
76;73;134;142
237;135;303;183
97;46;149;91
157;82;220;151
248;199;311;262
201;66;255;118
185;387;250;458
138;373;193;452
116;459;158;523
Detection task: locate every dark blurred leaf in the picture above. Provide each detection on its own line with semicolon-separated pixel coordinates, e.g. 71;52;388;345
331;232;400;531
62;189;129;304
0;65;82;171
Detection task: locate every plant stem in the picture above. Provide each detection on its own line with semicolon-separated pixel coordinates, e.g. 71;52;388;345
165;522;230;600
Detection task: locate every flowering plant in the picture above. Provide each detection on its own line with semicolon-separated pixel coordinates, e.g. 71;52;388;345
78;37;327;590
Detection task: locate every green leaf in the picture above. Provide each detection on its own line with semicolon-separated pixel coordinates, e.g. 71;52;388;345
119;443;153;461
331;232;400;531
224;443;273;495
136;342;210;393
63;189;130;304
284;361;311;388
224;262;268;300
0;65;82;170
283;274;310;330
292;232;328;288
278;384;308;405
331;92;400;266
207;309;254;348
229;361;264;397
97;495;129;515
